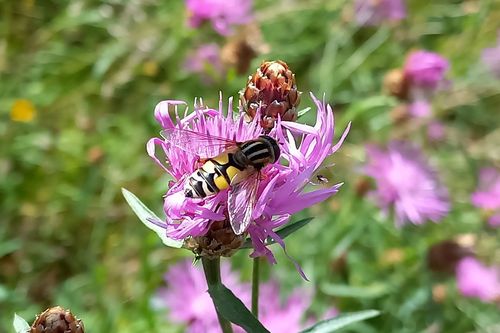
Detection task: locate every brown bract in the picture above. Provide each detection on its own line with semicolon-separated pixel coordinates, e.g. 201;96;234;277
30;306;84;333
240;60;301;131
185;220;247;258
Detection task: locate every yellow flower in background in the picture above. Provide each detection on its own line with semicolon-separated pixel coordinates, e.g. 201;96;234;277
142;60;159;77
10;99;36;122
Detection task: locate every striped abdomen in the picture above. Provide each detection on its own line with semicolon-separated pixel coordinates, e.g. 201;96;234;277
184;136;280;198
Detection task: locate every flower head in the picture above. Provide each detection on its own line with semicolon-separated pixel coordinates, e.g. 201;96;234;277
240;60;301;131
30;306;85;333
147;94;349;266
456;257;500;302
186;0;253;36
403;50;449;91
481;31;500;79
155;260;249;333
155;259;337;332
184;43;224;84
355;0;406;26
10;99;36;122
364;141;450;226
471;168;500;227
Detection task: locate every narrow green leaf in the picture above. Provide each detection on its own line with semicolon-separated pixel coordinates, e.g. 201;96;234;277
300;310;380;333
207;284;270;333
321;283;389;299
121;188;183;248
13;314;30;333
241;217;314;249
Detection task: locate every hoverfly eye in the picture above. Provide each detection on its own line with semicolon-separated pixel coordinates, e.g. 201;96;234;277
185;189;194;198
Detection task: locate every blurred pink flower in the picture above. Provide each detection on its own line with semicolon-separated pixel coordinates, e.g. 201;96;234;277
364;141;450;226
481;31;500;78
354;0;406;26
404;50;449;91
156;259;337;332
426;121;446;142
155;260;248;333
184;43;224;83
186;0;253;36
408;99;431;118
471;168;500;227
147;94;349;266
456;257;500;302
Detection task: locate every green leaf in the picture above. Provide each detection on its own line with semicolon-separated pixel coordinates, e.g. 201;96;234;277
207;283;270;333
121;188;183;248
240;217;314;249
300;310;381;333
321;283;390;299
13;314;30;333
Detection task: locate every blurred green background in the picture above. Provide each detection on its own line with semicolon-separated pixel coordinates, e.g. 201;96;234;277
1;0;499;332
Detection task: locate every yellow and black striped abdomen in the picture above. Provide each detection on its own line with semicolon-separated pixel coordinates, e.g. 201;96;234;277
184;150;247;198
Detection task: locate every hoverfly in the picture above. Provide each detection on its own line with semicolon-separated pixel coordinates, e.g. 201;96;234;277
160;128;281;235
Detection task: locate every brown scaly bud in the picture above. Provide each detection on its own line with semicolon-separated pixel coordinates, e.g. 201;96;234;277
427;240;474;274
185;220;247;259
383;68;409;100
240;60;301;131
30;306;84;333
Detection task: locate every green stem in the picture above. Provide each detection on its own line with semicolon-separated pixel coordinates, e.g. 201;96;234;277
251;257;260;318
202;257;234;333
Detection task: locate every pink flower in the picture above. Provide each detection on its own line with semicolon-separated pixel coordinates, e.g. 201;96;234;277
471;168;500;227
155;260;250;333
426;121;446;142
456;257;500;302
184;43;224;84
155;259;338;332
355;0;406;26
408;99;431;118
186;0;253;36
147;94;349;266
364;141;450;226
404;50;449;91
481;31;500;78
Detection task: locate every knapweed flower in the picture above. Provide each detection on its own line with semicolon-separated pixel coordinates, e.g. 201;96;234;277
364;141;450;226
186;0;253;36
354;0;406;26
155;260;249;333
184;43;224;84
147;94;349;266
403;50;449;91
456;257;500;302
155;259;337;333
10;99;36;122
240;60;301;131
471;168;500;227
481;31;500;78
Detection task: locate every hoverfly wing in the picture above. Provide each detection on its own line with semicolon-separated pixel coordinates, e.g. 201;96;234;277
160;128;237;159
228;172;260;235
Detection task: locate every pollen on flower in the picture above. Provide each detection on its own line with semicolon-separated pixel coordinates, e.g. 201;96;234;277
10;99;36;122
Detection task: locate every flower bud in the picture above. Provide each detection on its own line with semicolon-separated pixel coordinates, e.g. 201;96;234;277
30;306;84;333
185;220;247;258
427;240;473;274
240;60;301;131
383;68;409;99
